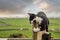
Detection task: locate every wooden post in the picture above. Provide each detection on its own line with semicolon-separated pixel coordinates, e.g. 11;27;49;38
33;21;38;40
32;21;51;40
33;20;41;40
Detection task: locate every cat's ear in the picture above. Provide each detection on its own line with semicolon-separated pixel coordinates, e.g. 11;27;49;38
28;13;35;15
28;13;31;15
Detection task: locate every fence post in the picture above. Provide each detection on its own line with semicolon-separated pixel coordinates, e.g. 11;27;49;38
33;21;42;40
33;21;38;40
32;21;51;40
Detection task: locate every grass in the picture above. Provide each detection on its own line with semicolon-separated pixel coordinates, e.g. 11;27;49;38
0;18;32;38
0;18;60;38
49;18;60;38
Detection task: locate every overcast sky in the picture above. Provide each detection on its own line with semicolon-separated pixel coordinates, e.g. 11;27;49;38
0;0;60;18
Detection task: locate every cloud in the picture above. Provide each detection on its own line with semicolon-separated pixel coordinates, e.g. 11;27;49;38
37;0;60;13
39;2;48;9
33;0;41;4
0;0;60;14
0;0;34;14
0;0;60;18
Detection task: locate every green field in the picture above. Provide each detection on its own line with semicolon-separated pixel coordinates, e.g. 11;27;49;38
0;18;60;38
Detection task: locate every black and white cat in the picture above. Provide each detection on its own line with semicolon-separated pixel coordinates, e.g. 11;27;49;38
28;11;49;32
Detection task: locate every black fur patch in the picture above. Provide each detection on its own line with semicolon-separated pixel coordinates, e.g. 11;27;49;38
28;11;49;32
42;33;51;40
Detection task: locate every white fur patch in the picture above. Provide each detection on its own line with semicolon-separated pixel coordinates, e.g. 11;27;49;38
44;32;49;34
33;27;40;32
31;16;43;24
31;21;33;24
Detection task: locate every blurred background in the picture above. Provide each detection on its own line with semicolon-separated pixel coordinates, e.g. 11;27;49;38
0;0;60;38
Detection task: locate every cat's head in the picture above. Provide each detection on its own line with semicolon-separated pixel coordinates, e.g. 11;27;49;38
28;13;36;24
28;13;43;24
